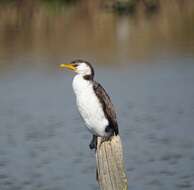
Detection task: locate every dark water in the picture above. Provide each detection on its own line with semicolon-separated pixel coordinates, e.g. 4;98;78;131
0;1;194;190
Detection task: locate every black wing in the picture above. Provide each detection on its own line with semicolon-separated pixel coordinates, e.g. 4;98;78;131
93;81;119;135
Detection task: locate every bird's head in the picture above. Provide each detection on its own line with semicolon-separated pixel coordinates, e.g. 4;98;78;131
60;59;94;80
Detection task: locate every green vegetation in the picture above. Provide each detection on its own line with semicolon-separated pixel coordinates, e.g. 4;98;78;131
0;0;77;6
112;0;159;14
0;0;193;16
113;0;137;14
144;0;159;10
0;0;78;13
0;0;16;5
41;0;77;5
40;0;78;12
0;0;77;3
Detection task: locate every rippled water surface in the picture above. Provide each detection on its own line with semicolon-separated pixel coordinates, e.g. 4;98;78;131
0;1;194;190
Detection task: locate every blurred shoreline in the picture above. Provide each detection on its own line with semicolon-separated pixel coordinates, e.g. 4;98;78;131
0;0;194;63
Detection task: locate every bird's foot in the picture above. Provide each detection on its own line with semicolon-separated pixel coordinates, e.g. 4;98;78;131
89;135;113;150
89;135;97;150
89;141;96;150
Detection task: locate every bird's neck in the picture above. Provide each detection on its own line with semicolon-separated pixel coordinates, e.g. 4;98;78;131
72;74;93;95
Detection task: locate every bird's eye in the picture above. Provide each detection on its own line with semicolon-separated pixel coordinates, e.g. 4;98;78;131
72;63;78;67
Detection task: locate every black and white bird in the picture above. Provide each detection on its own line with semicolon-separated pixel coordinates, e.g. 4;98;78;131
60;59;119;149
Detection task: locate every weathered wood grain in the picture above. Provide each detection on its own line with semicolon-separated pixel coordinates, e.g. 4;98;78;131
96;135;128;190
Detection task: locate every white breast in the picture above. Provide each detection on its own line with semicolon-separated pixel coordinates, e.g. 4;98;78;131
72;75;108;137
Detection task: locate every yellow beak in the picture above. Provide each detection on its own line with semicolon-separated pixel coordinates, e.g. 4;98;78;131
59;63;76;71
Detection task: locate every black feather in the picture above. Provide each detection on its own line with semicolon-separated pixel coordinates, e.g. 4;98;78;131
93;81;119;135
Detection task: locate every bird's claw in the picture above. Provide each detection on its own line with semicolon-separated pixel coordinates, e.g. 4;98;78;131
89;142;97;150
89;135;97;150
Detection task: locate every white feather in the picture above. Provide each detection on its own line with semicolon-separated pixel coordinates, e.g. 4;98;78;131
72;74;108;137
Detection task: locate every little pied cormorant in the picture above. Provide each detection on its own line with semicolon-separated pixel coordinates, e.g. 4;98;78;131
60;59;119;149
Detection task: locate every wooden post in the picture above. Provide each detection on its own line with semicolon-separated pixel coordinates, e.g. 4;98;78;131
96;135;128;190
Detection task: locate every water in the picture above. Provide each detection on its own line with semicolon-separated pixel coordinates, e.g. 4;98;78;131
0;1;194;190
